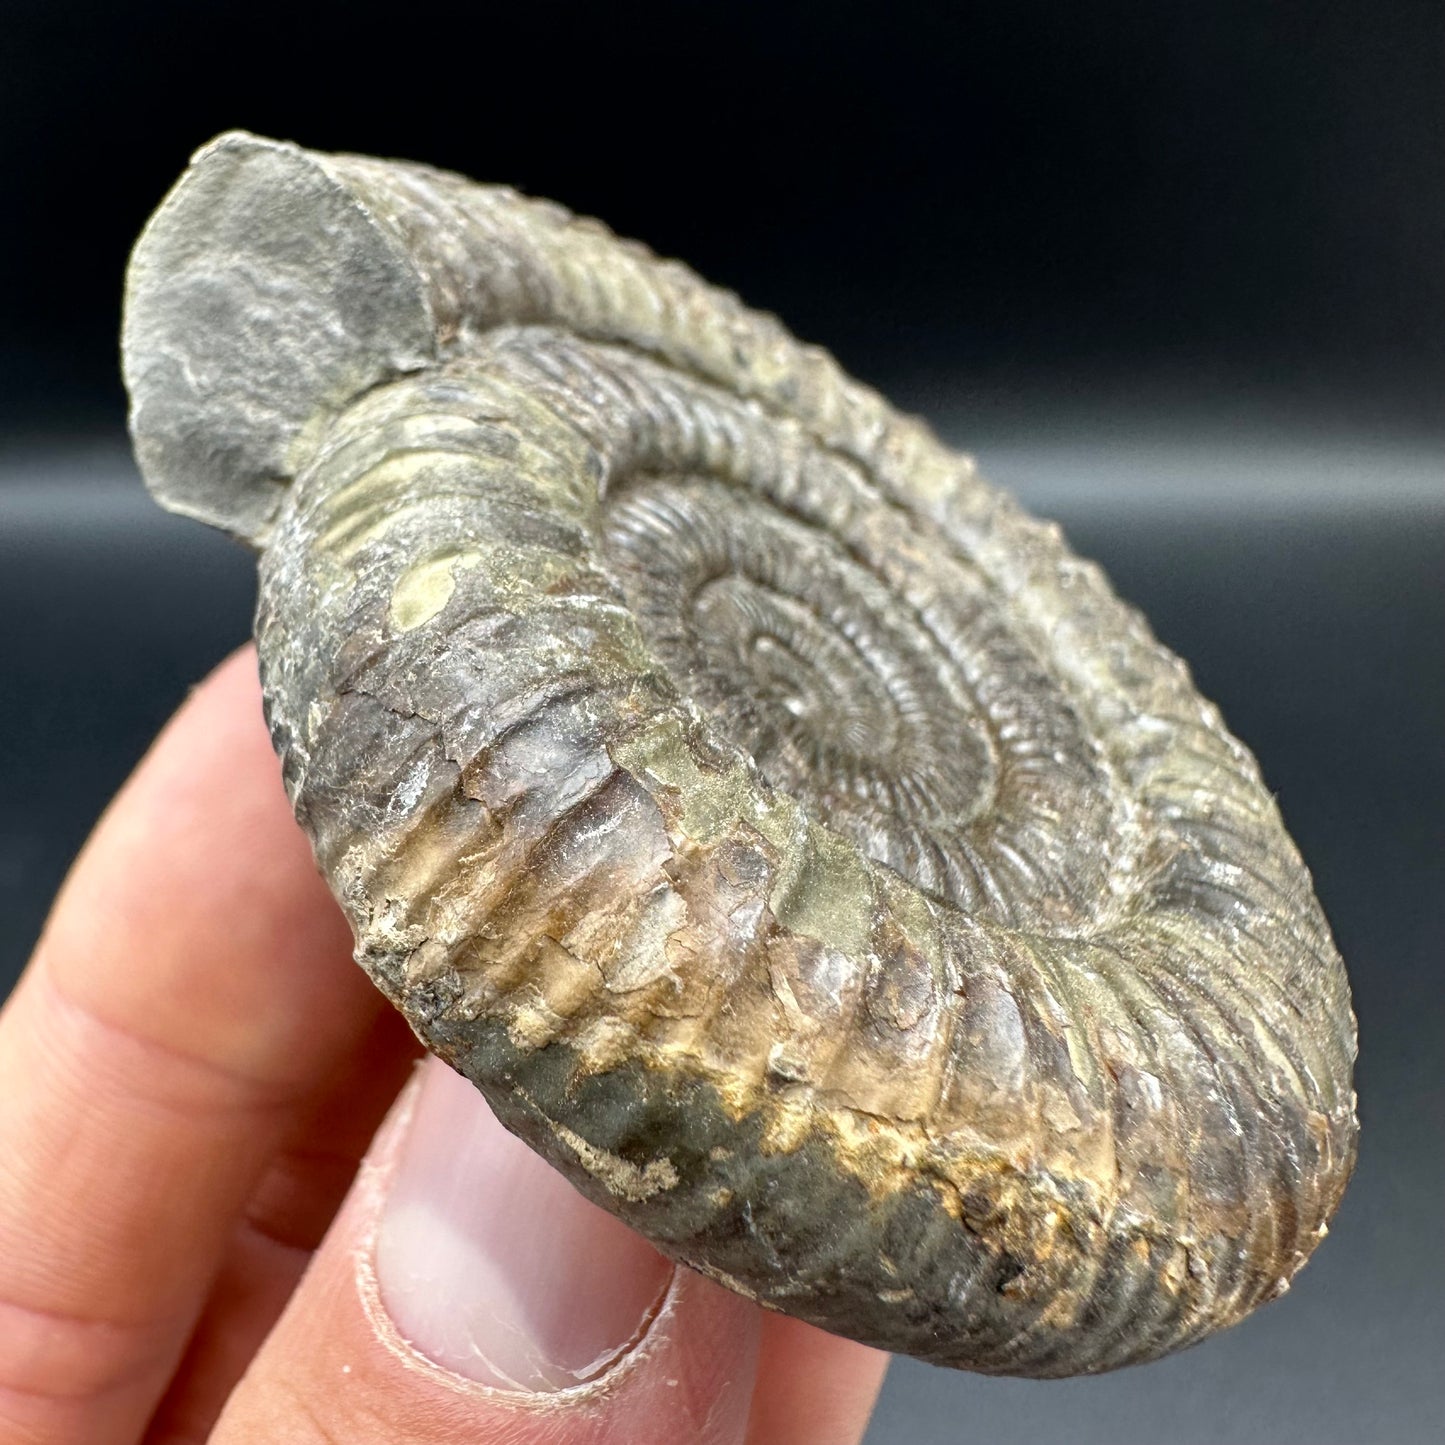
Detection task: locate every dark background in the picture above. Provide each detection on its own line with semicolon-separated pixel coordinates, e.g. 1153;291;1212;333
3;0;1443;440
1;3;1441;1442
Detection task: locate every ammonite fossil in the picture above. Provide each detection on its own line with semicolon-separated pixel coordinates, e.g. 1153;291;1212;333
121;132;1358;1378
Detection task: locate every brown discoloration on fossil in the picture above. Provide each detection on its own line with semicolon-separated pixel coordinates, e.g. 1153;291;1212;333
122;131;1357;1376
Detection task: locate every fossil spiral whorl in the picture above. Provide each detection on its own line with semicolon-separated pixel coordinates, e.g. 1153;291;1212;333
122;132;1357;1376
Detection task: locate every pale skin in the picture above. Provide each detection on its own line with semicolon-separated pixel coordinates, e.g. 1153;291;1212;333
0;647;889;1444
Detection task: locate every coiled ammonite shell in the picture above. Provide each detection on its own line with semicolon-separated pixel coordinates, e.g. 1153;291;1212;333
121;132;1358;1377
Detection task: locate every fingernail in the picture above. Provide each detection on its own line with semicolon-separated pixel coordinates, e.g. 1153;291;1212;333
373;1056;672;1391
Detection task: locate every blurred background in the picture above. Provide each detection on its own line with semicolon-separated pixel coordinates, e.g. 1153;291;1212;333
1;2;1440;1440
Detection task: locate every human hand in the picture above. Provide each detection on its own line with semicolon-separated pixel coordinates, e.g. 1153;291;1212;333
0;647;888;1444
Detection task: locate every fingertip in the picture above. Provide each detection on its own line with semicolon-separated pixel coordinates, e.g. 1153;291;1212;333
374;1058;675;1392
215;1063;765;1444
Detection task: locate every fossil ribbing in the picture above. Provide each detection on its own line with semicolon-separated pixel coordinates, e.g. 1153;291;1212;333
121;131;1357;1377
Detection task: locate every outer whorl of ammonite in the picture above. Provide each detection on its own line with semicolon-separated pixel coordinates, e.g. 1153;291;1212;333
122;132;1358;1377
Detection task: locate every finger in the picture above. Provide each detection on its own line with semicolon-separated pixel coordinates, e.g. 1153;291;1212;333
142;1006;422;1445
0;647;382;1445
214;1057;765;1444
745;1316;888;1445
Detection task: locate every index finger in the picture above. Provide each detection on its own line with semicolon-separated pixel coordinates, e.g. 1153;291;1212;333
0;647;384;1445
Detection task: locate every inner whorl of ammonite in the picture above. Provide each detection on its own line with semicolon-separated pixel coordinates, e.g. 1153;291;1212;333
598;462;1120;930
602;474;994;817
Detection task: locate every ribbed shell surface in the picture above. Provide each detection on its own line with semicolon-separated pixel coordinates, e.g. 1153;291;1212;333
122;132;1358;1376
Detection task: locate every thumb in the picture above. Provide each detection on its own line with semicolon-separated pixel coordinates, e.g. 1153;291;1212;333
213;1057;763;1444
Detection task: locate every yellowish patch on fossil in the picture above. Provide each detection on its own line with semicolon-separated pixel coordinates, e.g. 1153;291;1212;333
757;1098;815;1156
1041;1091;1084;1134
503;982;573;1052
549;1121;680;1203
389;552;483;632
1157;1242;1192;1296
613;715;757;845
560;882;687;993
613;715;875;958
566;1013;654;1075
766;820;874;958
318;452;467;560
